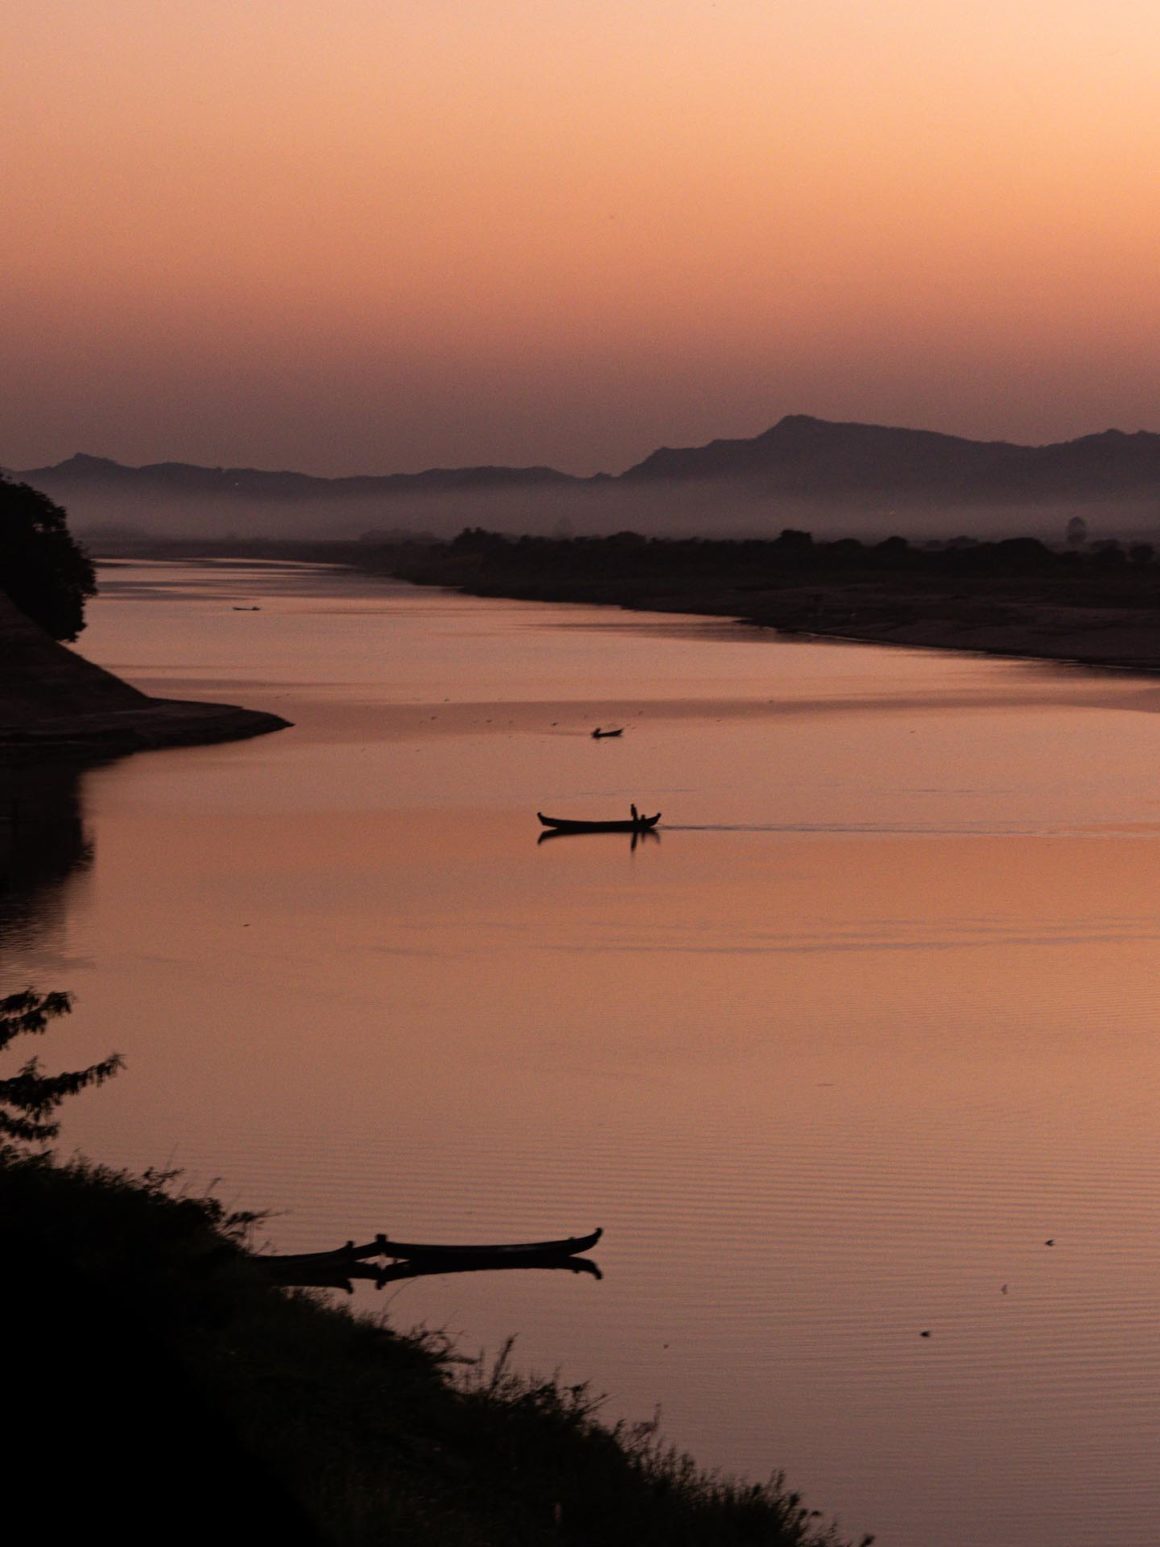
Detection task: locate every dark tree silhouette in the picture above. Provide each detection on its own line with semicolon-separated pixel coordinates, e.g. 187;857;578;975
0;476;97;639
0;990;121;1148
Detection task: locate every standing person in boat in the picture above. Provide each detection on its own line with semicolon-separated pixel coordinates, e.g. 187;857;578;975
630;803;638;825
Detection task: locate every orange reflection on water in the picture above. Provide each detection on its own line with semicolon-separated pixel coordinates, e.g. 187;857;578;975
10;564;1160;1547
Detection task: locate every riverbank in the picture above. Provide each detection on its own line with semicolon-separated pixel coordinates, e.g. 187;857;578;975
2;1150;857;1546
385;533;1160;674
0;588;289;763
110;533;1160;675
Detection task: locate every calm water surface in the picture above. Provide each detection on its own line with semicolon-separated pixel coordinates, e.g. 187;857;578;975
6;558;1160;1547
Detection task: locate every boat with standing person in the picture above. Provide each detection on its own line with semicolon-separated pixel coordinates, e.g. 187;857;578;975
537;807;660;834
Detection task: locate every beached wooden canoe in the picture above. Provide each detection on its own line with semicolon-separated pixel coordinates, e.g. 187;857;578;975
537;813;660;833
255;1226;603;1274
374;1227;603;1262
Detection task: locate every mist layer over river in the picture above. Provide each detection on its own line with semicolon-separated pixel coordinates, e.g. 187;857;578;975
7;558;1160;1547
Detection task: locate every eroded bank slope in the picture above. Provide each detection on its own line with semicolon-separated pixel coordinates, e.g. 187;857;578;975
0;589;289;762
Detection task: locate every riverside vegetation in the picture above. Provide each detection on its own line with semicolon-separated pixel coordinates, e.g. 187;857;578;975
385;527;1160;670
0;991;862;1546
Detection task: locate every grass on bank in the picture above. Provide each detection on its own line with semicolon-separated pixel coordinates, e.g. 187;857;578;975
1;994;864;1546
1;1151;865;1546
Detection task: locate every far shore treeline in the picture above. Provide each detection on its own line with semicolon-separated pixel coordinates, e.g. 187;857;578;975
397;524;1156;584
110;521;1159;583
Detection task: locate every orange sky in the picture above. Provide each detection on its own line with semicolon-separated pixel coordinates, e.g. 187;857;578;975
4;0;1159;475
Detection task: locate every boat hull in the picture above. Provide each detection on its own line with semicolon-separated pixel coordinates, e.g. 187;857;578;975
255;1226;604;1274
537;813;660;833
375;1227;603;1262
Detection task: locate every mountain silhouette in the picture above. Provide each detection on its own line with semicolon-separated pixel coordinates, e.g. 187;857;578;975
13;416;1160;540
20;451;575;500
620;415;1160;501
21;417;1160;504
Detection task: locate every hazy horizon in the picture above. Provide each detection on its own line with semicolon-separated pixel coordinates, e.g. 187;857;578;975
19;412;1160;549
5;2;1160;478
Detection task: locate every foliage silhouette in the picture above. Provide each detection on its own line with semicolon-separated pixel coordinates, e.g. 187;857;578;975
0;476;97;639
0;989;121;1148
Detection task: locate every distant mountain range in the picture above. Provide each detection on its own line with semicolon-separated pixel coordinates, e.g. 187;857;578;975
621;415;1160;501
12;416;1160;540
14;450;578;504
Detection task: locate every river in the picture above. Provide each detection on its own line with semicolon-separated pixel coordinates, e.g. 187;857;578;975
5;557;1160;1546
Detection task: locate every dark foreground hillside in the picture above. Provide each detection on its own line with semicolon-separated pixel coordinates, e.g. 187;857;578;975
1;1155;859;1547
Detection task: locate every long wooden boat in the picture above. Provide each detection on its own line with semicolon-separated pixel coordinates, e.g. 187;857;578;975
375;1252;601;1280
374;1227;603;1262
537;813;660;834
255;1226;603;1273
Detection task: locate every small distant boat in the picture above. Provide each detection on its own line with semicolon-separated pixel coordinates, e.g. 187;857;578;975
538;811;660;834
592;727;624;738
232;605;262;611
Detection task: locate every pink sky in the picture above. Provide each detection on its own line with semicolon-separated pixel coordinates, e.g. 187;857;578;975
4;0;1159;475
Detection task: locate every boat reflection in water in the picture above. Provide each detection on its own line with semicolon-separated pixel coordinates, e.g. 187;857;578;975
538;825;660;851
259;1253;603;1294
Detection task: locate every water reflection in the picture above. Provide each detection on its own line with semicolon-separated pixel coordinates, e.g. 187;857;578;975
537;826;661;851
37;561;1160;1547
258;1254;603;1293
0;762;93;951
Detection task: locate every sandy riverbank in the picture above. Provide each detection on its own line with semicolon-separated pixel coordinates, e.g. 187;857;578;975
378;539;1160;676
742;583;1160;672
